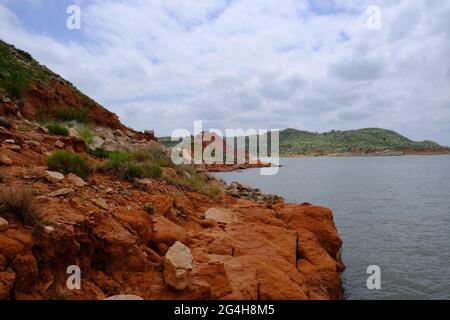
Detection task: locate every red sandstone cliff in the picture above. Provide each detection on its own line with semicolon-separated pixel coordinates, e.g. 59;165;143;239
0;123;344;300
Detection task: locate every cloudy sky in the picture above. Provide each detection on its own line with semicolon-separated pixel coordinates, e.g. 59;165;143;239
1;0;449;144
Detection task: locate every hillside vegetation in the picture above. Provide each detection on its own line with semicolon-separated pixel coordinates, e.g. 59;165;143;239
0;39;128;131
278;128;449;156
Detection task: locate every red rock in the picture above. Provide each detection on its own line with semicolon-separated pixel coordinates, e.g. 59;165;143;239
228;223;297;266
152;215;188;247
11;254;39;292
164;241;193;290
0;271;16;300
192;261;233;298
0;233;27;259
296;227;343;300
172;192;195;216
277;204;342;259
145;195;173;216
0;152;13;166
115;207;153;244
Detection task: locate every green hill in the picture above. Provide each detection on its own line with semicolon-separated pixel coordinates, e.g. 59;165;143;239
278;128;449;156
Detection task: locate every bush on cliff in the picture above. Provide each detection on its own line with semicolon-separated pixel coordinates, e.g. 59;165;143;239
102;150;165;180
142;163;162;179
55;106;89;124
46;150;90;179
100;148;220;197
0;187;38;224
0;71;30;98
77;127;94;146
90;147;111;159
130;149;173;168
166;164;222;198
46;123;70;136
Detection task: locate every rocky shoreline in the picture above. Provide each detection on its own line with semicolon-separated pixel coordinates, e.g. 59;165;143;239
0;119;345;300
283;149;450;158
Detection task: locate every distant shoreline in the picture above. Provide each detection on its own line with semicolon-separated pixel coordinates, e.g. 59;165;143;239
281;150;450;158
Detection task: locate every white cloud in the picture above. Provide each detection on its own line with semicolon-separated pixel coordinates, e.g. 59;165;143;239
0;0;449;144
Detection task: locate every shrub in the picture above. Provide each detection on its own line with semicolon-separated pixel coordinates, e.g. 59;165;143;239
102;151;131;179
78;127;94;145
143;203;155;215
55;106;89;124
130;150;153;163
0;117;12;129
103;149;170;181
46;150;90;179
46;123;69;136
130;149;173;167
0;187;38;224
124;163;143;180
167;165;222;199
90;148;111;159
35;218;54;230
103;150;173;180
142;163;162;179
0;71;29;98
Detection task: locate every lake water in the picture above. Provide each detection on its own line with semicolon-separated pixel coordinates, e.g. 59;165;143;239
216;156;450;300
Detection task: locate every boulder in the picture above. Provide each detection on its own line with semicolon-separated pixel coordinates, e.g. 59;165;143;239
91;136;105;149
54;140;65;149
43;226;55;234
45;171;64;183
164;241;193;290
48;188;74;197
6;145;21;151
205;208;237;224
26;140;40;147
68;127;78;137
0;153;13;166
67;173;87;187
93;198;109;210
0;218;9;232
102;139;119;152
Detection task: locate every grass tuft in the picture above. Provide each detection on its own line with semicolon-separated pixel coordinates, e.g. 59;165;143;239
46;123;69;136
77;127;94;146
0;187;38;224
46;150;90;179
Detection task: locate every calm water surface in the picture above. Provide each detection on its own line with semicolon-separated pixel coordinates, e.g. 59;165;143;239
216;156;450;299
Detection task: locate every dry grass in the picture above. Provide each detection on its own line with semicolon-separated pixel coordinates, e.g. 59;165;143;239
0;187;39;224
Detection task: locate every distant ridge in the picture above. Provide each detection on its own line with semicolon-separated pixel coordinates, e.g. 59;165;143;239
159;128;450;157
278;128;449;156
